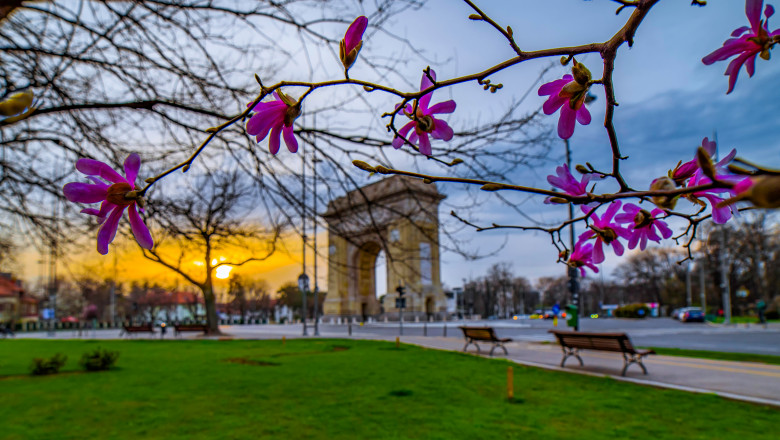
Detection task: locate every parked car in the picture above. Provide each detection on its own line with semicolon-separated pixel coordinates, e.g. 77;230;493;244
60;316;78;323
674;307;698;320
681;308;705;323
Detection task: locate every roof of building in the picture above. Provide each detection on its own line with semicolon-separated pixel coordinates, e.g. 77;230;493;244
0;276;24;298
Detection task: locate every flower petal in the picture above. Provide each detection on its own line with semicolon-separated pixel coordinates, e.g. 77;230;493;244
282;125;298;153
427;100;456;115
543;93;567;115
247;109;283;140
123;153;141;188
611;238;624;256
97;205;126;255
592;239;605;264
431;118;453;141
420;69;436;92
76;158;125;184
538;77;570;96
576;105;591;125
268;125;282;155
392;121;416;149
747;0;763;30
63;182;107;204
557;105;577;139
344;16;368;53
128;204;153;250
418;133;432;156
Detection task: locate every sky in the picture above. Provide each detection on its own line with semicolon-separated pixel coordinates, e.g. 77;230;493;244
14;0;780;296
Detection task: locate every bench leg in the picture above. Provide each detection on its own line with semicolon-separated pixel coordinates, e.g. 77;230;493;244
622;353;648;376
489;343;508;357
561;347;583;368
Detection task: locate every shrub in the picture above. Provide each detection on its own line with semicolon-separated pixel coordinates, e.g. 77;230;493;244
80;348;119;371
614;303;650;319
766;310;779;320
30;353;67;375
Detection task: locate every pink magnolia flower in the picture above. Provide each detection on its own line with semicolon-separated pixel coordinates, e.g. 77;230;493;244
577;201;631;264
63;154;153;255
538;60;593;140
392;69;456;156
545;163;601;203
671;137;718;184
615;203;673;250
567;242;599;277
340;16;368;71
246;91;300;155
686;170;741;224
702;0;779;94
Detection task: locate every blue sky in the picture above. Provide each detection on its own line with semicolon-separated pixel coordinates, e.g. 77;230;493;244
367;0;780;287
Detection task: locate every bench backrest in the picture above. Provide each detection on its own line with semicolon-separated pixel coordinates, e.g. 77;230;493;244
550;331;636;354
459;326;498;341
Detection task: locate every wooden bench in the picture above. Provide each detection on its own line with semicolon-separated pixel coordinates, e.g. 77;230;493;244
459;326;512;356
120;323;154;337
174;323;209;336
549;330;655;376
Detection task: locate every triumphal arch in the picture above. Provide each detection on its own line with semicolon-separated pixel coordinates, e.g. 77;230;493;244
323;175;446;320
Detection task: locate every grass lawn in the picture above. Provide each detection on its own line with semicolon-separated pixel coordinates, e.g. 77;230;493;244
0;339;777;440
710;316;780;324
648;347;780;366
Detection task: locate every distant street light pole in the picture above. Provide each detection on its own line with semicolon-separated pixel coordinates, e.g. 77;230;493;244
564;138;579;331
301;142;308;336
313;153;322;336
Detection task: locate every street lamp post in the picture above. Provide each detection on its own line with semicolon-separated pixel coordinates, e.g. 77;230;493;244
313;153;322;336
298;273;309;335
564;138;579;331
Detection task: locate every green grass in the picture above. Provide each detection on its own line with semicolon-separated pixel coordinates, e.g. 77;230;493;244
648;347;780;366
0;339;777;440
710;316;780;324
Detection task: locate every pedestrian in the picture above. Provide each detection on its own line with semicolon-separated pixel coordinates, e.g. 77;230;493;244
756;299;767;327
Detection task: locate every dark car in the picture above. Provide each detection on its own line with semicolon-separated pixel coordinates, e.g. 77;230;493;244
682;308;705;323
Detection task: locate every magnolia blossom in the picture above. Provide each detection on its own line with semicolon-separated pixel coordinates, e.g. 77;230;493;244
614;203;673;250
392;69;456;156
63;154;153;255
671;137;719;184
686;170;741;224
577;201;630;264
340;16;368;71
568;242;599;277
538;60;592;139
702;0;780;93
246;91;300;155
545;163;601;203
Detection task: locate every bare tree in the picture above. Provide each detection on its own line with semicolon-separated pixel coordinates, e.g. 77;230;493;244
140;172;281;334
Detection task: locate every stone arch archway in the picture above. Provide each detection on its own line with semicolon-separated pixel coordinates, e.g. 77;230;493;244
323;176;446;320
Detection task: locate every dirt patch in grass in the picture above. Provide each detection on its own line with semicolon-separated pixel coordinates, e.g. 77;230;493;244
224;358;280;367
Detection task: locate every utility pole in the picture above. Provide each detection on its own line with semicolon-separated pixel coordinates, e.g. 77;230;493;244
699;260;706;312
313;151;322;336
301;142;308;336
713;131;731;323
565;139;579;331
685;261;692;307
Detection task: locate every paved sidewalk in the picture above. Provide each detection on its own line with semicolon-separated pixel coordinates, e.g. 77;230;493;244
395;335;780;407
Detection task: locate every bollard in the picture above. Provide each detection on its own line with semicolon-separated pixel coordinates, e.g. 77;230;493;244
423;322;427;337
395;336;400;349
507;366;514;400
282;335;286;346
348;321;352;336
553;315;558;327
443;324;447;337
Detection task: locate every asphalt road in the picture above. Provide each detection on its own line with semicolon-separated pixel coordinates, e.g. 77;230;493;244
311;317;780;356
9;317;779;356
